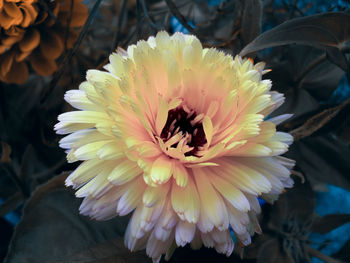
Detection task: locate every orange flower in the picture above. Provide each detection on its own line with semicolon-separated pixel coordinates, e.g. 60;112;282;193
0;0;87;84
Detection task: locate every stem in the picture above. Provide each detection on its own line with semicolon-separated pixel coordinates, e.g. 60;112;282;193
64;0;74;52
110;0;128;54
306;245;342;263
141;0;161;30
164;0;198;36
41;0;103;104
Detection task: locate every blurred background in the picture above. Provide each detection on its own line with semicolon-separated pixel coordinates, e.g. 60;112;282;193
1;0;350;262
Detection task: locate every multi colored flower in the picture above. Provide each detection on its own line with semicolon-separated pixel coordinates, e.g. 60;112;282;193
0;0;87;84
56;31;295;262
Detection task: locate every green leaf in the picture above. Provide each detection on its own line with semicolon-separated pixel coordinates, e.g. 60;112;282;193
312;214;350;234
4;173;147;263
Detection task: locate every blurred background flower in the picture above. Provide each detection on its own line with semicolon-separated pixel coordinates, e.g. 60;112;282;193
0;0;87;84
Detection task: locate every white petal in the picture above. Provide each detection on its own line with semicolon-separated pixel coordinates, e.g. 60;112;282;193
175;221;196;247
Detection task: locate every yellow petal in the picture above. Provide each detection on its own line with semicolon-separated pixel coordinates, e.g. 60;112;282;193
66;159;108;188
194;168;229;231
172;161;188;187
171;175;200;223
155;99;168;136
202;116;213;146
117;177;146;216
108;159;141;185
97;141;124;160
208;172;250;212
143;182;170;207
71;140;112;161
150;155;173;184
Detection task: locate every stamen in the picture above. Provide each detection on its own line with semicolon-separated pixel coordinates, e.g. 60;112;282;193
169;119;177;133
186;133;192;144
160;105;207;157
187;110;195;119
190;113;204;126
174;126;180;135
183;104;191;113
176;137;187;151
182;145;194;154
164;132;183;148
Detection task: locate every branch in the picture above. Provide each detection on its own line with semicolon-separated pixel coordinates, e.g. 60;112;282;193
41;0;103;104
305;245;344;263
141;0;161;30
290;98;350;141
164;0;198;35
111;0;128;54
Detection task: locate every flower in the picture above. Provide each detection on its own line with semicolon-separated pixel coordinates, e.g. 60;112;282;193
0;0;87;84
55;31;295;262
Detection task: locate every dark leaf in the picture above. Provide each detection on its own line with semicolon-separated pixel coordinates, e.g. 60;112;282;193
4;173;136;263
337;112;350;144
0;218;14;262
333;239;350;262
272;88;319;122
168;245;247;263
292;47;345;100
244;234;270;259
312;214;350;234
290;98;350;141
288;135;350;190
240;0;262;50
0;77;44;145
18;145;38;181
264;45;344;101
257;238;294;263
240;12;350;54
0;173;17;200
0;192;23;217
55;238;150;263
326;46;350;72
268;178;315;227
240;12;350;72
301;59;345;100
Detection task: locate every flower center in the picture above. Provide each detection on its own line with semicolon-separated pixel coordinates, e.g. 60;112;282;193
160;106;207;157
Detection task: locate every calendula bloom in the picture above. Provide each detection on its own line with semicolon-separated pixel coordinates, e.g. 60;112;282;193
0;0;87;84
56;32;295;262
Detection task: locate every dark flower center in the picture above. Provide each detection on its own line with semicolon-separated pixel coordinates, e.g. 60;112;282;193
160;106;207;156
